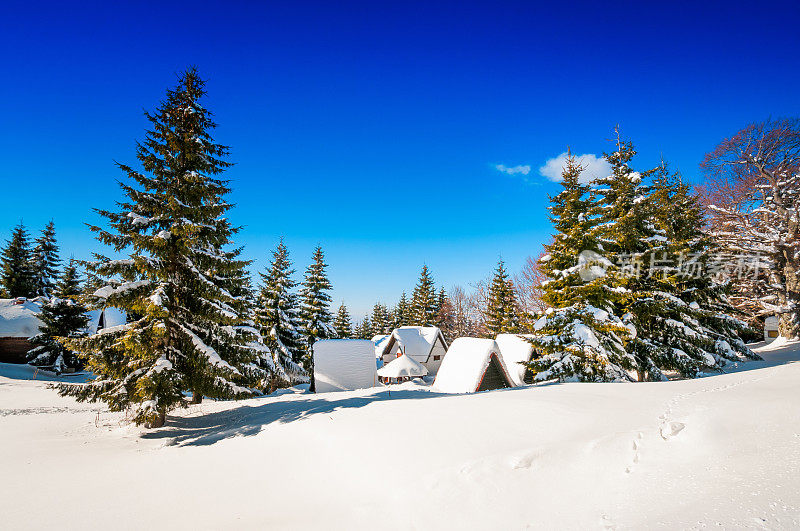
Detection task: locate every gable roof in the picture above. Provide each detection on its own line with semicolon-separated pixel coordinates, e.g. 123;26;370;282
432;338;514;393
381;326;447;363
0;298;43;338
377;353;429;378
371;334;390;359
495;334;536;386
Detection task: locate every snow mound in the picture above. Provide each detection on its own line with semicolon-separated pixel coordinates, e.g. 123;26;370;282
0;298;43;338
313;339;377;393
495;333;535;386
377;353;428;378
433;338;512;393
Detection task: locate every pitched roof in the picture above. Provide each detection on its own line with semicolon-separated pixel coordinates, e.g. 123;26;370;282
377;353;429;378
0;298;43;338
432;338;513;393
495;333;535;386
371;334;390;359
383;326;446;362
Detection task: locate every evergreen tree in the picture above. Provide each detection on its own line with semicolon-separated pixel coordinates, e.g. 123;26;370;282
333;303;352;338
1;222;36;298
529;152;636;382
27;260;89;373
256;240;307;386
484;260;520;336
299;246;336;364
354;316;372;339
410;265;437;326
392;291;410;327
32;221;60;298
435;287;456;341
57;68;267;427
370;303;389;335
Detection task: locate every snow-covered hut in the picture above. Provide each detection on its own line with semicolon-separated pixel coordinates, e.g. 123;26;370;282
377;353;428;384
378;326;448;375
764;316;780;342
313;339;378;393
495;333;537;386
86;307;128;335
432;338;514;393
0;298;44;363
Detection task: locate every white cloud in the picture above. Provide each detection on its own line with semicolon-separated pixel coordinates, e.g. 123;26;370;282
538;152;611;184
494;164;531;176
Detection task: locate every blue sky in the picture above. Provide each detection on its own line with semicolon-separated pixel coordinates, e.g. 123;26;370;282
1;1;798;317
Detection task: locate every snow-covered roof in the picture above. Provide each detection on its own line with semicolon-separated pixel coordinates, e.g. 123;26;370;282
377;353;428;379
313;339;378;393
372;334;389;359
383;326;445;362
433;338;512;393
495;334;535;386
0;298;43;338
86;307;128;335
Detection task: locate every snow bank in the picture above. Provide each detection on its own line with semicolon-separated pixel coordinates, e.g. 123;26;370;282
313;339;378;392
433;337;511;393
0;298;43;338
377;353;428;379
495;333;535;386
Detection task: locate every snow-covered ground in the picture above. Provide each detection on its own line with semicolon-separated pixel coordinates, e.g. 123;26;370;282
1;340;799;529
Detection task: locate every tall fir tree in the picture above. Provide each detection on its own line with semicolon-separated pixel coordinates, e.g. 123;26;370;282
1;222;36;298
299;246;336;362
27;260;89;373
435;287;456;341
529;152;636;382
370;303;390;335
410;265;437;326
483;260;520;336
354;316;372;339
57;68;268;427
32;221;60;298
393;291;410;327
256;240;307;386
333;303;352;338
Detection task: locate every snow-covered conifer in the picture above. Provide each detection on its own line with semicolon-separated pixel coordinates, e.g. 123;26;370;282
256;240;307;386
32;221;60;298
1;222;36;298
370;303;389;335
484;260;520;336
57;69;266;427
299;246;336;360
333;303;352;338
410;265;437;326
27;260;89;373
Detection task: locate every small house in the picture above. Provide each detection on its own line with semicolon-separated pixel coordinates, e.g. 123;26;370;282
432;338;514;393
313;339;378;393
764;316;780;342
377;353;428;384
86;307;128;335
495;333;537;386
378;326;448;376
0;298;44;363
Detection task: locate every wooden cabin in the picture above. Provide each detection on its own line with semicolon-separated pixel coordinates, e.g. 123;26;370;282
377;326;448;376
432;338;514;393
0;298;44;363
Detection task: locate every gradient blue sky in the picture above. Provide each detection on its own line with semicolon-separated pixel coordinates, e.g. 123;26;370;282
1;1;798;317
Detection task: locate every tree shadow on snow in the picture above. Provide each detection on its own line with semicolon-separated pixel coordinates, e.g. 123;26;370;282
141;387;458;447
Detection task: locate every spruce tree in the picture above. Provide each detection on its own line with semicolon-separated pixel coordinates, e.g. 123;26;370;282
529;152;636;382
484;260;520;336
370;303;389;335
354;317;372;339
410;265;437;326
299;246;336;364
333;303;352;338
256;240;307;386
27;260;89;373
32;221;60;298
57;68;267;427
393;291;410;327
1;222;36;298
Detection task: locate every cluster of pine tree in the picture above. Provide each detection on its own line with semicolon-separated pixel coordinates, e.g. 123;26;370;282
529;135;759;382
56;69;337;426
1;220;61;298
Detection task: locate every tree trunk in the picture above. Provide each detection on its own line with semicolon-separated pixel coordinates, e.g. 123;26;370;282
148;409;166;429
191;390;203;404
780;257;800;338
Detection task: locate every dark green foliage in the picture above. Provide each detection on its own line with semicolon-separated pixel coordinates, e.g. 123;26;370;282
299;245;336;371
410;265;437;326
392;292;410;328
27;260;89;373
370;303;390;335
484;260;520;336
333;303;352;338
32;221;60;298
1;222;36;298
56;68;267;427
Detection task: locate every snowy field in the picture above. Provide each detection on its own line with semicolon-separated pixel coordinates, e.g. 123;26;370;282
1;341;799;530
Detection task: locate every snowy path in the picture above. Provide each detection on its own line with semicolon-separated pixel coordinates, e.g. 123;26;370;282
1;341;799;529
